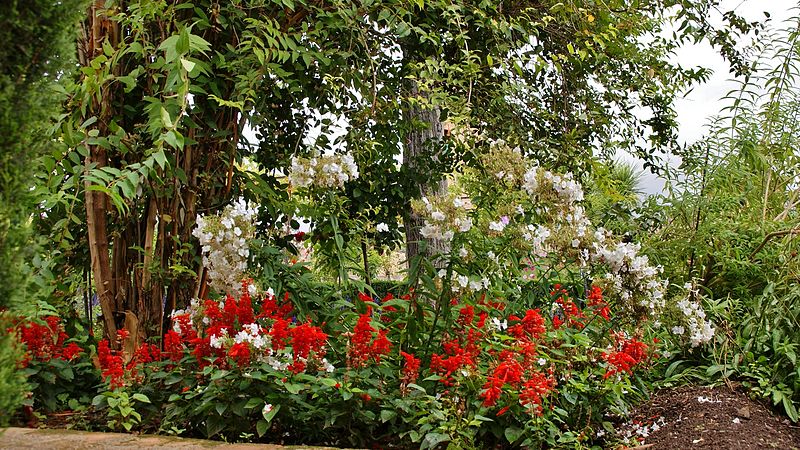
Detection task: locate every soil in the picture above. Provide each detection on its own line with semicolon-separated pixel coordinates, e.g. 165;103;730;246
619;384;800;449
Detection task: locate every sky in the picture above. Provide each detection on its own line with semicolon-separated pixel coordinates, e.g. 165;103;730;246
631;0;798;195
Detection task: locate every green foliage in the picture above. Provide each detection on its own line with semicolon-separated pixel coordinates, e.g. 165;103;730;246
92;391;150;432
586;161;646;236
0;319;28;426
643;13;800;419
0;0;83;308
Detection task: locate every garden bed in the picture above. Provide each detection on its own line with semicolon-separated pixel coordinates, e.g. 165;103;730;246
619;385;800;449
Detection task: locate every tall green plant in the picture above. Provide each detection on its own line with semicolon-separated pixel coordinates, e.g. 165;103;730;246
645;13;800;419
0;0;83;309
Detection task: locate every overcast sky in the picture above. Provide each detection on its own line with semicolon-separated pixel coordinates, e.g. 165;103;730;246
631;0;798;195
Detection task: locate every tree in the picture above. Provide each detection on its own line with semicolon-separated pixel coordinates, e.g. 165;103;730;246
42;0;761;343
0;0;83;309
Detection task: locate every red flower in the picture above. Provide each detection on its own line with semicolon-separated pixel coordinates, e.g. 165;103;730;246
269;319;290;350
288;322;328;373
458;305;475;327
164;330;184;362
97;339;125;389
508;309;546;341
603;336;649;379
61;342;83;360
519;371;556;416
587;285;610;321
348;313;391;368
400;351;421;386
228;342;251;367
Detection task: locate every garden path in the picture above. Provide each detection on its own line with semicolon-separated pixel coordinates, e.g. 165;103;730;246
0;427;339;450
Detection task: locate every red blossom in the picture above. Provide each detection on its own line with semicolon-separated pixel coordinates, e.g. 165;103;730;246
288;322;328;373
164;330;184;362
519;371;556;416
97;339;125;389
587;285;610;321
270;318;290;350
603;336;649;379
400;351;421;386
228;342;251;366
348;313;391;368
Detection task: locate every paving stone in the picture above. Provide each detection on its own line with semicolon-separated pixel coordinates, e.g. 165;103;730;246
0;428;339;450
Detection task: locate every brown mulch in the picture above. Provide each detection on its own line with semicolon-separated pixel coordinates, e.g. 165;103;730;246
620;385;800;449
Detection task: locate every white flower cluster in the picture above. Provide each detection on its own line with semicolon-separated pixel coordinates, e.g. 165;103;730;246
418;195;473;244
288;153;359;189
592;241;668;316
235;323;270;349
543;170;584;203
522;224;551;257
192;198;259;296
673;286;715;347
522;166;539;194
443;270;491;292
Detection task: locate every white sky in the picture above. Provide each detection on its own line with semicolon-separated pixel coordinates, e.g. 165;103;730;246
632;0;798;195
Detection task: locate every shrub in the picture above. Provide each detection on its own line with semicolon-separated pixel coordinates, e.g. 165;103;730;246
0;316;27;425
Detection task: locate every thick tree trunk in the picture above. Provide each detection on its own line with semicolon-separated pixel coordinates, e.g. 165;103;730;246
403;80;449;266
82;0;120;344
84;158;118;342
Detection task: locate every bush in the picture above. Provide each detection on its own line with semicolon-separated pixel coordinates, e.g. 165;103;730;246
0;316;27;426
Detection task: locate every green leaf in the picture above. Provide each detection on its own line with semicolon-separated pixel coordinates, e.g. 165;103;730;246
153;149;167;169
421;432;450;450
160;107;173;129
284;383;303;394
262;403;280;422
256;419;269;437
180;58;196;73
215;402;227;415
132;393;150;403
319;378;338;387
505;426;524;443
380;409;396;422
784;397;798;422
244;398;263;410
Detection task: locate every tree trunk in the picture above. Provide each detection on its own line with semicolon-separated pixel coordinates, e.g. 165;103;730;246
82;0;119;344
403;80;449;266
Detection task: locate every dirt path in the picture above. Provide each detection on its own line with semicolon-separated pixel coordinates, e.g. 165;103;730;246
620;385;800;449
0;427;338;450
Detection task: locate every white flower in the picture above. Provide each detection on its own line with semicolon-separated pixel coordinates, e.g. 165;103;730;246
376;222;389;233
263;403;273;415
522;167;539;194
193;198;259;296
491;317;508;331
431;211;446;222
459;247;468;258
457;275;469;288
489;220;506;232
537;358;546;366
457;217;473;232
671;326;685;335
